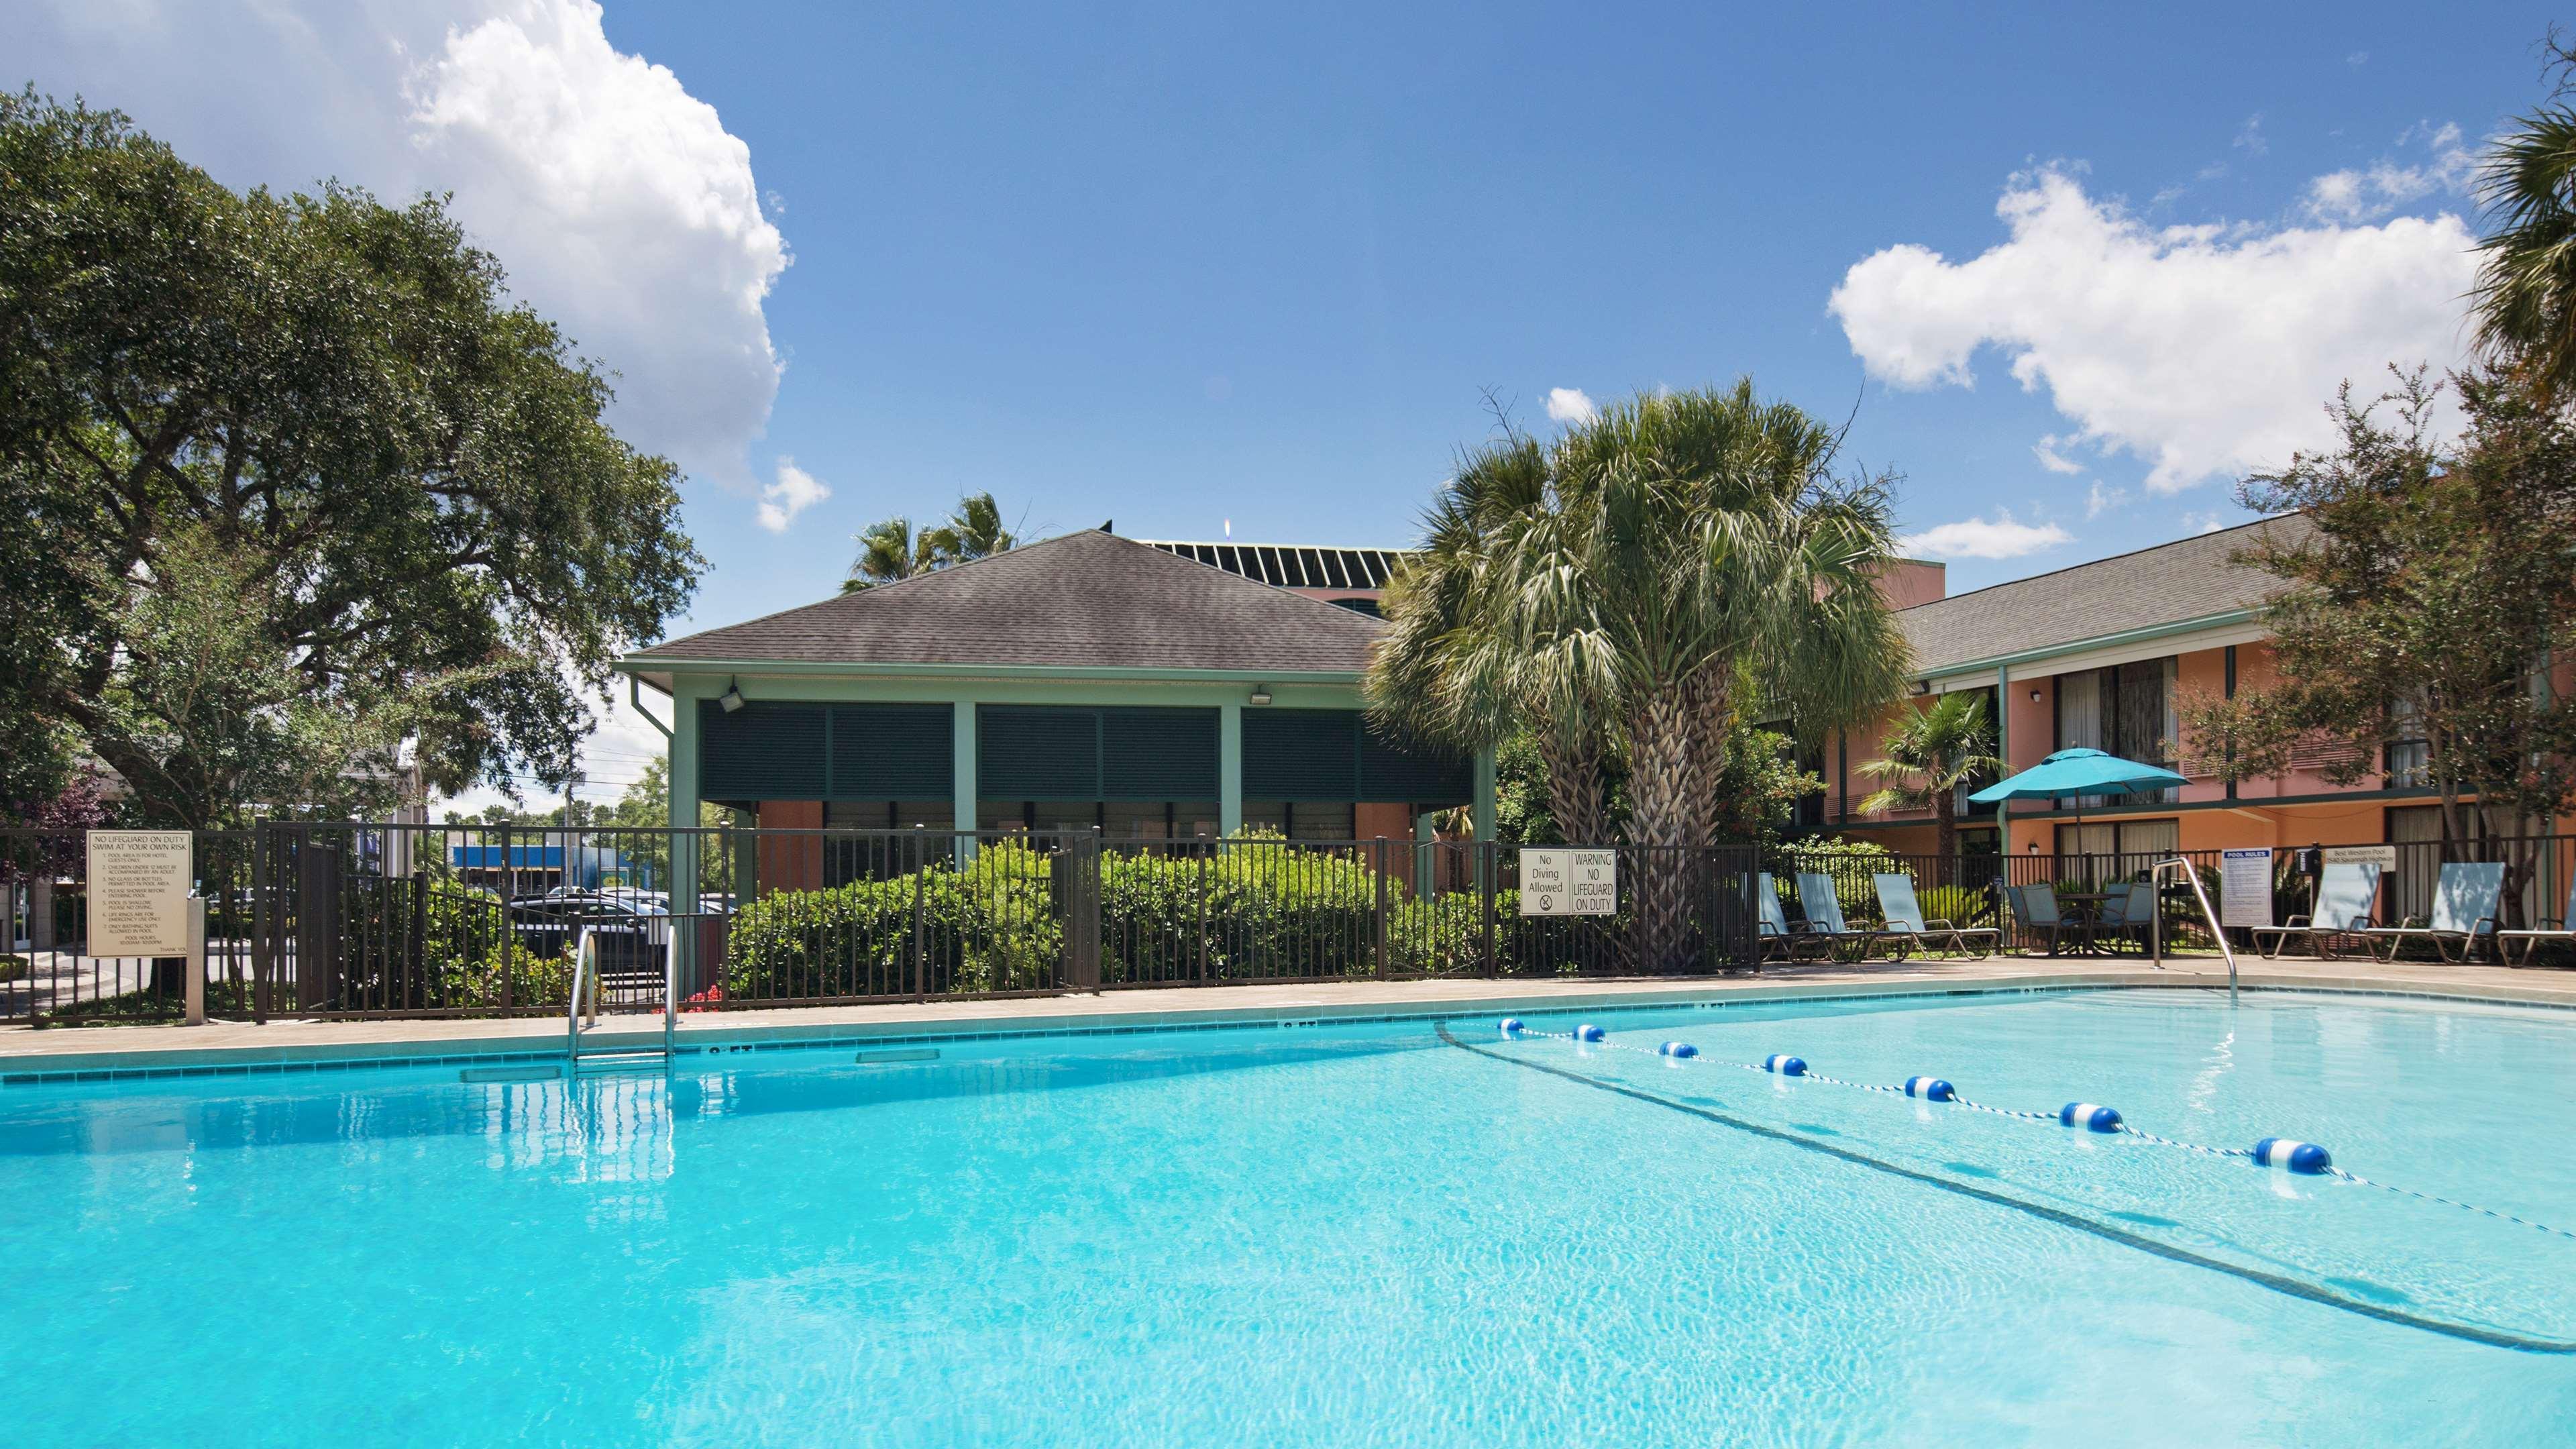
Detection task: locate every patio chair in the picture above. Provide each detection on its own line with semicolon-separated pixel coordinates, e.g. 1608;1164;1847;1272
2013;882;2095;957
2090;881;2159;955
2252;862;2383;961
1794;872;1903;961
1755;873;1832;963
2362;861;2506;964
2496;875;2576;967
1871;873;1997;959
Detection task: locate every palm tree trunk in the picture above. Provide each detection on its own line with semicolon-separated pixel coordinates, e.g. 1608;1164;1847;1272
1625;687;1693;972
1680;666;1733;849
1540;729;1609;847
1934;786;1956;888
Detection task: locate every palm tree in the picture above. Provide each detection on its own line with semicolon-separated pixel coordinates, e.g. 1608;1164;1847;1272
1854;691;2000;869
926;491;1017;566
2475;33;2576;399
1368;437;1611;845
1373;382;1911;967
1540;384;1911;962
844;517;935;591
843;493;1019;592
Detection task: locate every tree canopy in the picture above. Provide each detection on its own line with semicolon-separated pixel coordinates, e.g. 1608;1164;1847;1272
2182;366;2576;857
0;92;700;827
1369;382;1909;963
1854;690;1999;866
2476;31;2576;401
843;491;1019;591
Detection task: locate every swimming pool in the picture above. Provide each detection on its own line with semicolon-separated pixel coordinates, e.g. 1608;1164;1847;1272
5;987;2573;1446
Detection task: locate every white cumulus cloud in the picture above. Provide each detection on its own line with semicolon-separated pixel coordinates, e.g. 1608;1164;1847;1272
755;458;830;533
1829;166;2476;492
11;0;790;500
1896;513;2074;561
1546;386;1598;424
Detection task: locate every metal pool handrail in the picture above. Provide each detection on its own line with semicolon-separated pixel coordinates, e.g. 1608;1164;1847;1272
2149;857;2236;997
565;926;597;1063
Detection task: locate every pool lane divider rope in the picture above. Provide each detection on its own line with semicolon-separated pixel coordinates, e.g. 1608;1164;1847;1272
1501;1022;2576;1245
1436;1021;2575;1356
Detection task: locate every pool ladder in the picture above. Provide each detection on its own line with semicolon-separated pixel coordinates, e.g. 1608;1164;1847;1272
2147;857;2239;999
565;927;678;1075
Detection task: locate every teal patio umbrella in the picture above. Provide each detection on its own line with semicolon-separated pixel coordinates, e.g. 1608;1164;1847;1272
1969;747;2189;855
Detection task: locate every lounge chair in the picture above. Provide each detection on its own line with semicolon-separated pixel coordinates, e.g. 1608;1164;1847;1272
1756;873;1833;963
2252;862;2383;960
1871;873;1997;959
2013;883;2095;956
2090;881;2160;955
2497;875;2576;966
2363;861;2505;963
1794;872;1902;961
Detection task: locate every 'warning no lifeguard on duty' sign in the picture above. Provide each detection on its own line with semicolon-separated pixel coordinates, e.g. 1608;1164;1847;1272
85;830;193;958
1518;849;1617;916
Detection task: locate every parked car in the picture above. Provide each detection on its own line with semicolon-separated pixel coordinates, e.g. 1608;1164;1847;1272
509;892;672;996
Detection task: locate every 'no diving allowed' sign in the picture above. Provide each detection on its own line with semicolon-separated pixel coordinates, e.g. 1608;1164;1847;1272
1518;849;1616;916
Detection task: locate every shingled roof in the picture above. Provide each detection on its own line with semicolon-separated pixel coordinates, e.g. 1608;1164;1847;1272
1900;515;2308;676
629;529;1386;675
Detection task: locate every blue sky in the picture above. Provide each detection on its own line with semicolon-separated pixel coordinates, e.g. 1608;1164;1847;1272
6;1;2550;802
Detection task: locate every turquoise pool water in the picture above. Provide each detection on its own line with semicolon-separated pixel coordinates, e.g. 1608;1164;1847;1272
5;988;2574;1446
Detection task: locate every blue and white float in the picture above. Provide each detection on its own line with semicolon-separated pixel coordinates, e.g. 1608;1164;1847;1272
1658;1041;1699;1058
1574;1024;1607;1042
1498;1018;1524;1036
2252;1136;2333;1175
1903;1076;1955;1102
1763;1054;1807;1077
2059;1102;2124;1132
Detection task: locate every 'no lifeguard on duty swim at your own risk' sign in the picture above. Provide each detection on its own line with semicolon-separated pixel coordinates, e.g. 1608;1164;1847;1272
1518;849;1616;916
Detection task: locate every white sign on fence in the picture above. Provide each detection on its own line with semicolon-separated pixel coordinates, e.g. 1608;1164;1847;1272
1519;849;1617;916
2322;845;2399;871
2219;847;2275;929
85;830;193;957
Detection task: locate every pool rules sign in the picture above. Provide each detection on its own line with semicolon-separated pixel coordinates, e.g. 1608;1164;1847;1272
1519;849;1616;916
86;830;193;957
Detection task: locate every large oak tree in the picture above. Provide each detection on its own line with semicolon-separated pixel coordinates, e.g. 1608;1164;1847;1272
0;92;701;827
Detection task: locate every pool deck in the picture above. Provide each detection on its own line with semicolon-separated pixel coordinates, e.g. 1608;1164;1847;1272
5;950;2573;1079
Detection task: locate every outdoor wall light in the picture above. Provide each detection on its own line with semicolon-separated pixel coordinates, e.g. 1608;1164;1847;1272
719;678;747;712
1248;686;1274;706
2029;688;2043;703
1907;680;1931;697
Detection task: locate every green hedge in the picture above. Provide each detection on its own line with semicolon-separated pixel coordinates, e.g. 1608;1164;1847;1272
723;842;1060;998
724;836;1517;993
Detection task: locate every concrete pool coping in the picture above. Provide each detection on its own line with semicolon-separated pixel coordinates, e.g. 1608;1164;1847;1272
5;953;2574;1083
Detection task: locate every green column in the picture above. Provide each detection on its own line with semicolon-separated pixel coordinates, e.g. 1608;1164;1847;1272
1472;749;1497;841
1995;663;2012;852
1220;701;1244;837
953;701;979;866
1414;808;1438;899
669;687;702;991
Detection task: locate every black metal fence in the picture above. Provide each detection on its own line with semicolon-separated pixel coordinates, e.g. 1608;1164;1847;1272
0;824;1764;1024
1775;835;2576;957
13;822;2557;1025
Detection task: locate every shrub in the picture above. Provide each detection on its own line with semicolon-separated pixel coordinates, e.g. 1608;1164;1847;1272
1773;839;1896;925
1915;883;1994;928
1101;836;1382;981
722;842;1061;999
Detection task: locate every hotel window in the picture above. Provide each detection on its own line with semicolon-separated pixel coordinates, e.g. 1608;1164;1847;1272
2053;659;2178;804
2385;694;2430;788
2052;818;2179;872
